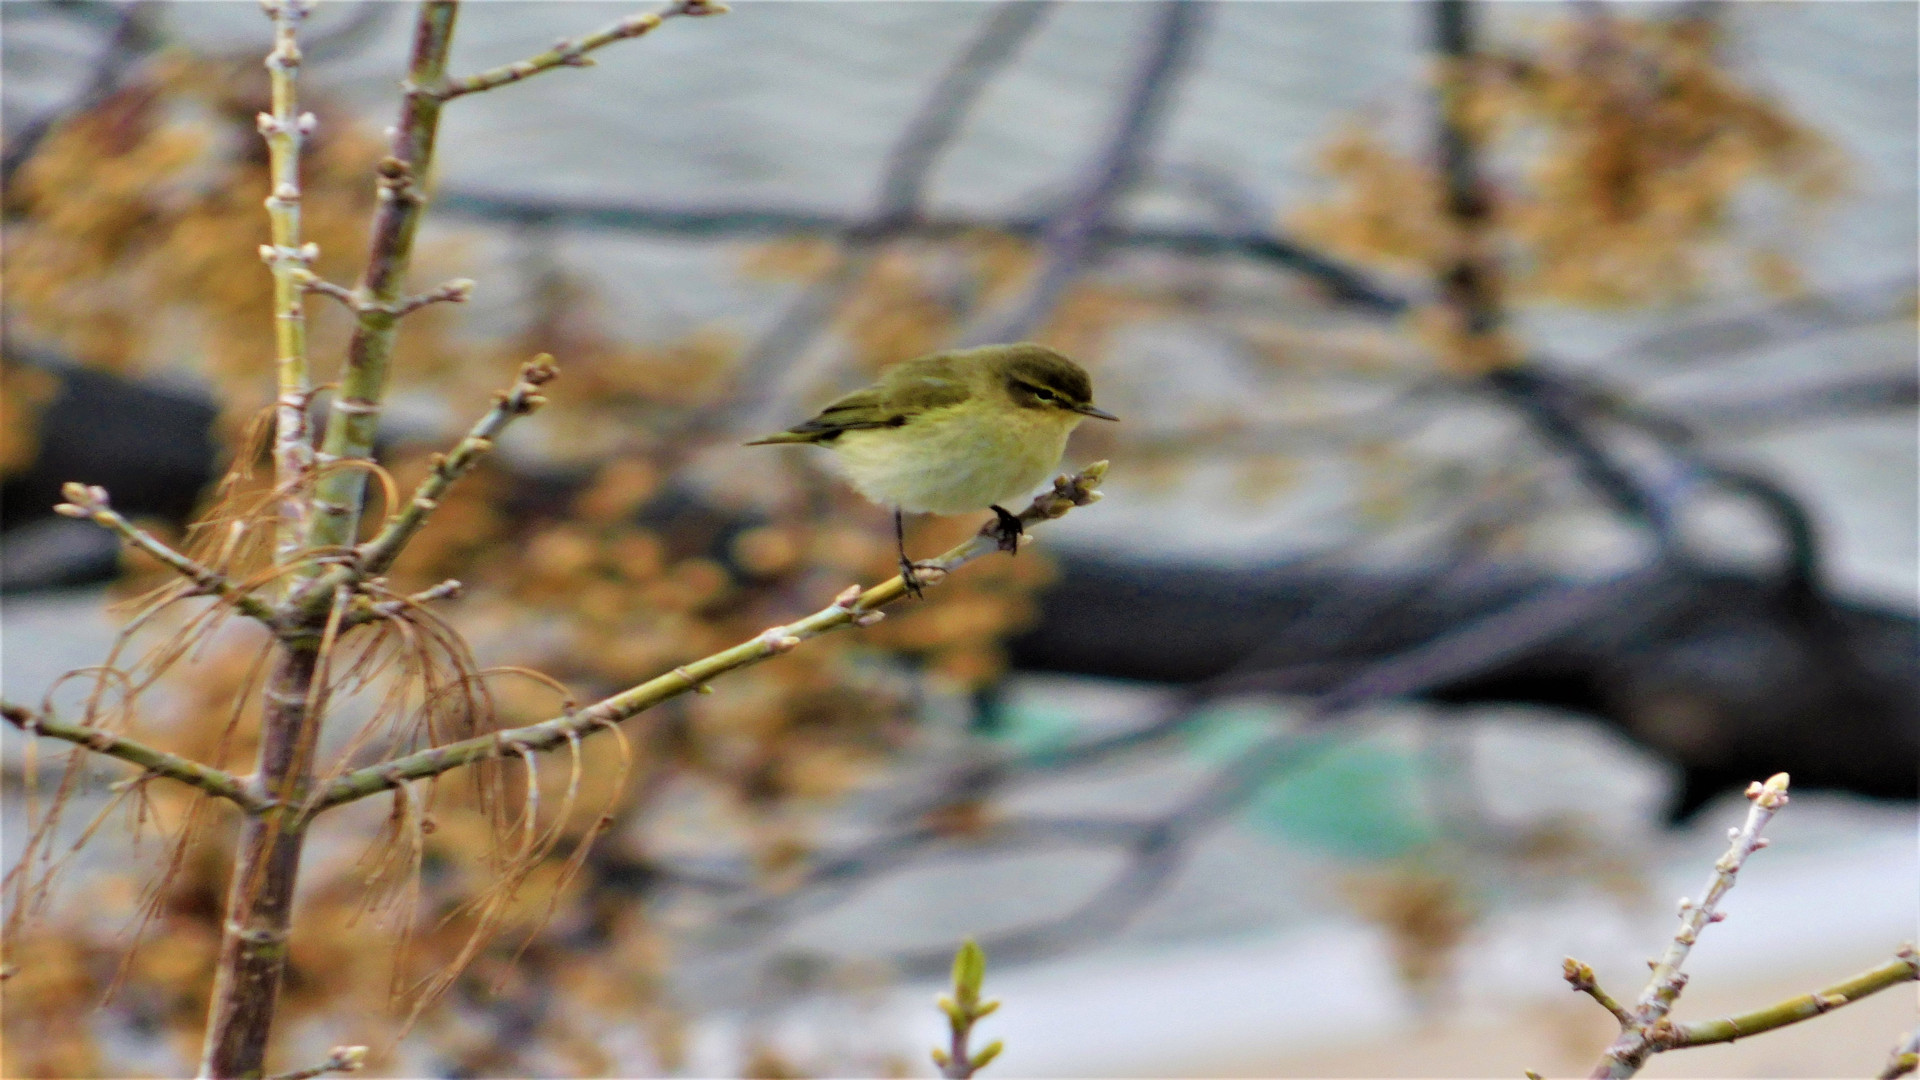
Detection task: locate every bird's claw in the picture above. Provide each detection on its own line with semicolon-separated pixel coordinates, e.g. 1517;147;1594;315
985;504;1024;555
898;558;947;598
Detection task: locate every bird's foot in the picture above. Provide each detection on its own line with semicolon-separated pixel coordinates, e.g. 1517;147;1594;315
984;504;1024;555
899;558;946;599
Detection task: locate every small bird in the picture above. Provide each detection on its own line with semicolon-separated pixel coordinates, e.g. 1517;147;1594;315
747;343;1117;595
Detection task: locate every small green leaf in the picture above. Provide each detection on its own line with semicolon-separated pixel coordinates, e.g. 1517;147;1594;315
971;1040;1004;1072
973;999;1000;1019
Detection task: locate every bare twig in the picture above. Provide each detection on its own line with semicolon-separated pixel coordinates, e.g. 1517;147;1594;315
347;355;557;581
1584;773;1792;1079
393;277;476;315
429;0;727;101
53;482;278;624
932;940;1003;1079
1;703;265;813
962;0;1208;345
1563;958;1634;1026
307;463;1108;813
260;0;320;570
1656;947;1918;1051
298;273;360;310
267;1045;368;1080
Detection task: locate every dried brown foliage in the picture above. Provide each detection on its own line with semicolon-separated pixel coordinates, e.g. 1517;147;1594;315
1293;11;1846;307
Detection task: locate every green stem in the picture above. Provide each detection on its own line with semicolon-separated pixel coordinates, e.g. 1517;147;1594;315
305;463;1107;815
54;483;278;625
355;355;554;578
303;1;458;564
2;703;265;812
262;0;317;571
1661;948;1919;1049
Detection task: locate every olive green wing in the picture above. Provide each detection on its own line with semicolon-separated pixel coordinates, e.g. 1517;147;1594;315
745;353;970;445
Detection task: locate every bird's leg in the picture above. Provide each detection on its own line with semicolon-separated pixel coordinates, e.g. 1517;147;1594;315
985;504;1024;555
895;507;925;599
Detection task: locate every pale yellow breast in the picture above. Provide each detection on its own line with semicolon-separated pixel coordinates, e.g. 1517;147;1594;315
827;401;1079;515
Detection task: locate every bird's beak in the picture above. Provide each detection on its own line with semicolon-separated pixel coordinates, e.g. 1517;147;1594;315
1074;403;1119;421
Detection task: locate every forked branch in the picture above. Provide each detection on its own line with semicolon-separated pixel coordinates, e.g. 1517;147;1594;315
1562;774;1915;1078
307;463;1109;814
1584;773;1792;1078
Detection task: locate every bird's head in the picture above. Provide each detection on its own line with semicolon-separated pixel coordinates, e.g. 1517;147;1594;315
986;344;1119;422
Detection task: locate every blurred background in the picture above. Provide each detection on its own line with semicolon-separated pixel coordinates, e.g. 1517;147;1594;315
2;1;1914;1076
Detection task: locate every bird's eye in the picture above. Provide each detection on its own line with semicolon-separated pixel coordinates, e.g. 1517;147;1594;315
1020;382;1057;403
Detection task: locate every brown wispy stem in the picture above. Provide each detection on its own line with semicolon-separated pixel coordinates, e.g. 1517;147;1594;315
1;703;265;812
260;0;319;571
306;463;1108;813
1583;773;1791;1079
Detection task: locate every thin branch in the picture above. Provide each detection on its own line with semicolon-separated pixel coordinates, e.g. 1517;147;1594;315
1658;947;1919;1050
962;0;1208;345
296;271;474;316
393;277;476;315
1564;958;1634;1027
348;355;556;580
1586;773;1792;1079
53;483;278;625
1430;0;1515;371
430;0;728;101
298;273;360;309
1881;1027;1920;1080
306;463;1108;814
261;0;321;571
1;703;265;813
